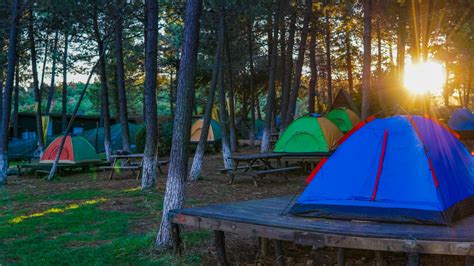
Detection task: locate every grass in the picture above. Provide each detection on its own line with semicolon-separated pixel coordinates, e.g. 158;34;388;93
0;184;211;265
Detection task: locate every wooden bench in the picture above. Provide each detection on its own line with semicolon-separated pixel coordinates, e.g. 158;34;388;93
253;166;301;184
218;164;263;174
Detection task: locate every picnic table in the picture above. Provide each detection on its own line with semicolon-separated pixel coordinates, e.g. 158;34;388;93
223;153;300;187
99;154;168;180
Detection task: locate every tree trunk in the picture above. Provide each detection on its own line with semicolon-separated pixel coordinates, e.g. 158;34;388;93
93;4;113;162
155;0;202;248
218;10;233;168
308;23;317;114
115;0;132;152
279;10;296;132
247;19;256;148
324;7;333;106
285;0;312;125
397;3;407;82
189;1;224;181
261;1;281;153
40;35;49;97
62;32;68;132
360;0;372;119
376;17;382;78
13;59;19;139
421;0;433;62
409;0;420;63
0;38;4;125
345;31;354;96
224;31;237;152
0;0;20;185
28;8;45;156
141;0;159;189
45;30;59;115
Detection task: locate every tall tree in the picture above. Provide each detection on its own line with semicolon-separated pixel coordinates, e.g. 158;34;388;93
397;2;407;82
93;2;113;162
0;0;20;185
13;60;20;139
247;18;256;147
279;9;296;132
224;31;237;152
261;0;281;153
324;2;333;106
28;7;45;156
308;22;318;114
61;33;69;131
155;0;202;247
218;6;233;168
189;1;225;181
141;0;159;189
344;2;355;96
45;30;59;115
361;0;372;119
115;0;132;152
285;0;312;126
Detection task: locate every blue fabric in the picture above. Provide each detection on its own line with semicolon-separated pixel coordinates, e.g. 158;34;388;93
448;108;474;131
290;115;474;224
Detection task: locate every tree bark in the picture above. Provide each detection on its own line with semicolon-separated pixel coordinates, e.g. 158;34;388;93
345;29;354;96
13;59;19;139
141;0;159;189
361;0;372;119
247;19;256;148
45;30;59;115
115;0;132;152
261;1;282;153
286;0;312;125
224;30;237;152
324;5;333;106
189;1;224;181
28;7;45;156
409;0;421;63
40;35;49;98
0;37;4;125
155;0;202;248
397;3;407;82
62;32;69;132
421;0;433;62
0;0;20;185
218;9;233;168
279;10;296;132
308;22;317;114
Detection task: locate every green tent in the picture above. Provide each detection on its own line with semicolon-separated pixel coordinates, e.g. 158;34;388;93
40;135;101;164
274;115;343;153
326;107;361;133
80;123;141;153
190;118;222;143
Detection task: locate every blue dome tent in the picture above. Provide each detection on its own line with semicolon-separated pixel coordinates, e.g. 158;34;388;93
448;108;474;131
289;115;474;225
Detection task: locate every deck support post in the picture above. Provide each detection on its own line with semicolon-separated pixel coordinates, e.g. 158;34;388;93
261;237;269;256
337;248;345;266
407;253;420;266
465;256;474;266
171;223;181;256
375;251;385;266
214;230;229;266
273;240;285;266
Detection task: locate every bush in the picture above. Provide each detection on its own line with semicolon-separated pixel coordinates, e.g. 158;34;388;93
135;119;173;157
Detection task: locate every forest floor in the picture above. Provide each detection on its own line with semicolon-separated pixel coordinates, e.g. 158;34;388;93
0;147;467;265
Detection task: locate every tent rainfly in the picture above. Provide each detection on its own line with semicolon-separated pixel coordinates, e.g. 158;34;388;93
274;114;343;154
40;135;101;164
448;108;474;131
190;118;222;143
289;115;474;225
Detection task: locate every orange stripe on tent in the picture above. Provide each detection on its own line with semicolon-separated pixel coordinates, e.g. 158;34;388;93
337;115;376;145
306;157;328;184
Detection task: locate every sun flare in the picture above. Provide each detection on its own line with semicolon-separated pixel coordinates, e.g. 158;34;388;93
404;61;446;95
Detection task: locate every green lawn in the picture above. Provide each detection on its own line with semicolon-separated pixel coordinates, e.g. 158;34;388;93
0;186;210;265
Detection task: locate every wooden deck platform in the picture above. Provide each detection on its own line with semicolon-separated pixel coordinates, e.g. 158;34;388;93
171;197;474;264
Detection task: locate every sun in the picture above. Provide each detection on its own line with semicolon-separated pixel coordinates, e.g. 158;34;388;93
404;61;446;95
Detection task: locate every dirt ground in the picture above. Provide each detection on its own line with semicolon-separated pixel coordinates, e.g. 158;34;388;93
3;147;468;265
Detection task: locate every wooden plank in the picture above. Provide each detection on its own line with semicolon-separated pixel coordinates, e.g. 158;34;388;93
170;197;474;256
254;166;301;175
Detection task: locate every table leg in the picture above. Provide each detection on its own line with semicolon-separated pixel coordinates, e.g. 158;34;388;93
274;240;285;266
407;253;420;266
337;248;345;266
172;223;181;256
109;158;116;180
229;161;239;184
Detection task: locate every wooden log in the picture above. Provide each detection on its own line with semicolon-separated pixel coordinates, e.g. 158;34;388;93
337;247;345;266
273;240;285;266
171;223;181;256
214;230;229;266
407;253;420;266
